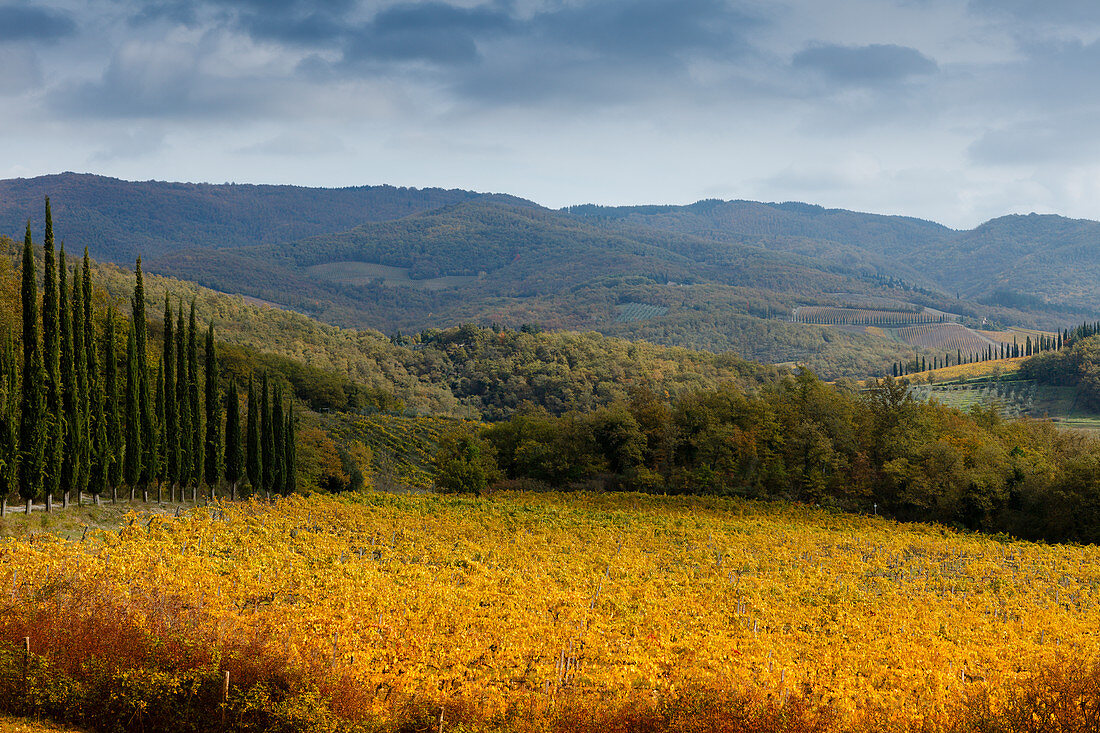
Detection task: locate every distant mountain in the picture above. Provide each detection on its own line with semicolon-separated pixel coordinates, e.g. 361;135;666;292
2;173;1097;379
0;172;485;262
569;201;1100;313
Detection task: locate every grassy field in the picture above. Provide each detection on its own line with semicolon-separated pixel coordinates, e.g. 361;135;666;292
4;492;1100;732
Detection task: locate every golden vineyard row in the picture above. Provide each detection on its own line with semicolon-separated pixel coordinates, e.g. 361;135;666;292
3;493;1100;731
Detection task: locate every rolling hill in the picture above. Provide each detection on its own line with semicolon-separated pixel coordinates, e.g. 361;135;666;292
3;173;1097;379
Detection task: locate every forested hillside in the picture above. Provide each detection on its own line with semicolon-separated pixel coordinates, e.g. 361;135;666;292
0;173;484;262
4;174;1097;380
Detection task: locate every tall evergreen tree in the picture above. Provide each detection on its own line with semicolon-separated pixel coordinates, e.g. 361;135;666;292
0;338;19;500
224;376;243;500
162;295;178;494
104;304;122;494
71;253;88;497
81;248;94;399
18;221;45;501
188;300;203;487
41;202;63;501
203;321;223;491
284;398;296;496
272;386;285;496
153;361;165;497
133;259;156;488
87;303;107;500
123;324;141;491
59;243;78;499
176;303;191;489
261;372;272;496
245;375;260;495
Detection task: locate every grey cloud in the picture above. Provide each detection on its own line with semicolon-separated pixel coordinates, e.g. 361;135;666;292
532;0;758;60
0;46;42;93
127;2;201;27
968;115;1100;166
240;10;348;45
50;42;267;119
342;2;514;65
967;0;1100;23
792;43;938;86
0;4;77;42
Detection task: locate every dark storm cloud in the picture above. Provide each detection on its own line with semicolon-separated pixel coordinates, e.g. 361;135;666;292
0;4;77;42
792;43;938;86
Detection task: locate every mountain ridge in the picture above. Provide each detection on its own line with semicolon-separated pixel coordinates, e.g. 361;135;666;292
3;172;1097;379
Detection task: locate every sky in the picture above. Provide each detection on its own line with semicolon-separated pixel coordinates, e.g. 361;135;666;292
1;0;1100;228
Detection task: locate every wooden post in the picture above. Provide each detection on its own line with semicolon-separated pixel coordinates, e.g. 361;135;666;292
1;497;6;517
25;499;31;515
142;489;148;503
45;494;52;513
22;636;30;697
112;487;117;504
221;670;230;725
62;491;69;509
94;494;101;506
192;486;197;504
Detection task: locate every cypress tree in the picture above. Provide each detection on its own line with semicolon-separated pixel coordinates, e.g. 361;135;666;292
188;300;203;487
176;303;191;489
59;243;77;500
133;259;156;489
162;295;178;495
245;375;260;496
18;221;45;501
284;398;296;496
87;302;107;500
123;323;141;492
261;372;272;496
224;376;243;500
272;386;285;496
203;321;222;492
0;338;19;500
104;303;122;495
81;249;94;398
42;202;63;502
153;361;165;499
72;259;89;496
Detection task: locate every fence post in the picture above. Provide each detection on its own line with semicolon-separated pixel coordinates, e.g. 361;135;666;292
221;670;230;725
25;499;31;515
1;497;5;517
22;636;30;702
62;491;69;509
45;495;52;513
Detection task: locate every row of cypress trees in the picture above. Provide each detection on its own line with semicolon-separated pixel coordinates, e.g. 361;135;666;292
0;199;296;504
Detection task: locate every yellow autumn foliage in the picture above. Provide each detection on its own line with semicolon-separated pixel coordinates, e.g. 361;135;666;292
3;493;1099;731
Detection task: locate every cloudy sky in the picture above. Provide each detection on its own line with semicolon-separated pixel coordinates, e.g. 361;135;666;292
1;0;1099;227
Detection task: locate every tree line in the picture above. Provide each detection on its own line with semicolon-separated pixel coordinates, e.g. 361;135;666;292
0;200;297;505
435;368;1100;545
891;331;1065;376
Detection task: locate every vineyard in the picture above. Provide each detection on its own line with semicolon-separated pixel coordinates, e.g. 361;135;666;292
908;380;1039;417
329;415;479;489
894;323;995;354
4;493;1100;732
614;302;669;323
792;306;942;326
